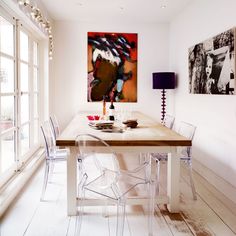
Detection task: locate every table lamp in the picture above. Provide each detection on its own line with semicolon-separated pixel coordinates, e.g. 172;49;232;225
152;72;176;123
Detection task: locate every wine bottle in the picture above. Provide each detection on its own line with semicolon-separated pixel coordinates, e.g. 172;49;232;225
109;100;115;121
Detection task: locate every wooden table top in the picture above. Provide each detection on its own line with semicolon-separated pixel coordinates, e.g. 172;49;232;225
56;111;191;147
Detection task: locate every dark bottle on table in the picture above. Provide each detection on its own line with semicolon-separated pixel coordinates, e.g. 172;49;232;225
109;100;115;121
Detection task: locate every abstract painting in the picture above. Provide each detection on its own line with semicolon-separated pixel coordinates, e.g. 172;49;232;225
87;32;137;102
188;28;235;94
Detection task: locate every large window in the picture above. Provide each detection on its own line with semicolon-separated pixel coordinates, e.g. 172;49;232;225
0;11;40;185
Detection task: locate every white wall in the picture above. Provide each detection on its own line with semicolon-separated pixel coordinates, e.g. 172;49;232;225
50;21;170;129
170;0;236;202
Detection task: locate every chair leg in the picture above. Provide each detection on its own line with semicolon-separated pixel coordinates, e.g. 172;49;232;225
50;162;55;174
49;162;55;183
148;179;155;236
144;153;152;182
139;152;149;166
139;152;143;165
75;187;85;236
156;159;161;195
116;198;126;236
102;196;109;218
188;160;197;200
40;161;50;201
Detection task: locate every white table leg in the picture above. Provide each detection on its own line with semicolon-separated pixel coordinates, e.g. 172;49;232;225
167;147;180;213
67;147;77;216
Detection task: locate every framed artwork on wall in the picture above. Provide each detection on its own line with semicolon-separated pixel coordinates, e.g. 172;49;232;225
87;32;138;102
188;28;235;94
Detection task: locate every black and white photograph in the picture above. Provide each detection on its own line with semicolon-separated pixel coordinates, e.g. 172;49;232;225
189;28;235;94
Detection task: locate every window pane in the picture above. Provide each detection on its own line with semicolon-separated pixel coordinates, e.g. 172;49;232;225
0;96;14;133
0;57;14;93
0;131;15;173
34;93;38;118
33;41;38;65
20;31;28;62
20;124;29;156
33;119;39;144
0;16;14;56
21;94;29;124
20;63;29;92
33;67;38;92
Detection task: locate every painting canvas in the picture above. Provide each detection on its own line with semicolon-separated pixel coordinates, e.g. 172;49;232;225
87;32;137;102
188;28;235;94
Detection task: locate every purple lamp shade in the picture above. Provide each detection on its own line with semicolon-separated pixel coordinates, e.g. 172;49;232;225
152;72;176;89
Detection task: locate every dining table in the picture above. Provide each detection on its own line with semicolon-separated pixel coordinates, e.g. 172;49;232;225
56;111;191;216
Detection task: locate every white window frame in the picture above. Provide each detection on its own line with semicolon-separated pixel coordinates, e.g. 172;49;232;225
0;8;41;188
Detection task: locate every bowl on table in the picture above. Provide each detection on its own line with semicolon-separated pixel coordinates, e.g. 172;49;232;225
122;119;138;128
87;115;100;121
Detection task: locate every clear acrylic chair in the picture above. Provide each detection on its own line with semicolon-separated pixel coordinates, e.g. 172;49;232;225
178;121;197;200
40;120;69;201
75;133;156;236
139;114;175;165
49;114;60;141
153;121;197;200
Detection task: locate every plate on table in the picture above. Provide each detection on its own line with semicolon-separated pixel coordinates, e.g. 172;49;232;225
88;120;114;130
101;127;124;133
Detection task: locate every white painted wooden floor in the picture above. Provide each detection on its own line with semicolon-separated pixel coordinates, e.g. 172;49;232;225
1;155;236;236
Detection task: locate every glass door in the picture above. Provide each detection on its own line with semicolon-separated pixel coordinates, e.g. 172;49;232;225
18;26;40;166
0;14;17;182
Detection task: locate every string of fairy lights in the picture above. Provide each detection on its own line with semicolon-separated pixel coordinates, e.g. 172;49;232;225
17;0;53;59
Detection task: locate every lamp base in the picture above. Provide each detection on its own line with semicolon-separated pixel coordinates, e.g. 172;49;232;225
161;89;166;124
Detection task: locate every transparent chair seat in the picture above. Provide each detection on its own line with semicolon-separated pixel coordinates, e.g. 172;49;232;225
76;133;155;236
48;148;68;160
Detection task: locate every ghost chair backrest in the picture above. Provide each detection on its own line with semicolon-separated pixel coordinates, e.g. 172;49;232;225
164;114;175;129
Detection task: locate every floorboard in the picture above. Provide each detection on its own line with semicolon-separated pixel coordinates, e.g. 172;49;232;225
0;155;236;236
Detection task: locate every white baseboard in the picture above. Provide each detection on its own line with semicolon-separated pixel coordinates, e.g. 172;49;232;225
193;158;236;207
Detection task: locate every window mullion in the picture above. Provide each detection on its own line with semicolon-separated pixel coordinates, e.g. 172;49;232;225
15;19;20;167
29;37;33;149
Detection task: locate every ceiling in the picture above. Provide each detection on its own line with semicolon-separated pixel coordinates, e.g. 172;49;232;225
40;0;194;23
